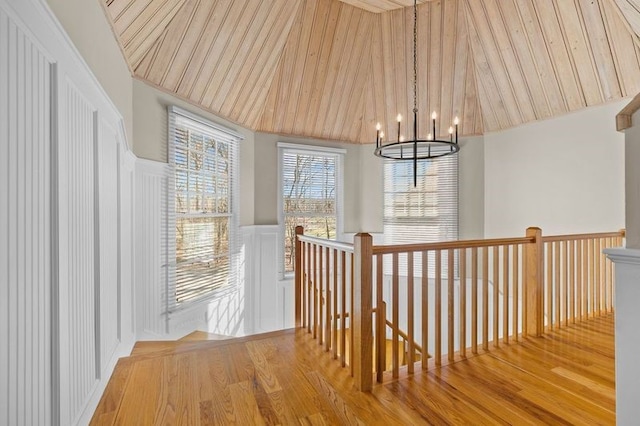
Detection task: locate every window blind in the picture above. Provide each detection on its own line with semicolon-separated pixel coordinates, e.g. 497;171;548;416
383;156;458;276
168;106;242;310
280;146;342;273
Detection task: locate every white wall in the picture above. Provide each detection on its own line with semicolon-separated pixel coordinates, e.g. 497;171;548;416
625;108;640;249
459;136;485;239
484;101;626;238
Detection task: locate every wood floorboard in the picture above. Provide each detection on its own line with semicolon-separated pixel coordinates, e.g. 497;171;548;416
91;314;615;425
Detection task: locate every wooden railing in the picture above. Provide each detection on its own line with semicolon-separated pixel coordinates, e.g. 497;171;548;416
542;230;624;329
294;226;625;391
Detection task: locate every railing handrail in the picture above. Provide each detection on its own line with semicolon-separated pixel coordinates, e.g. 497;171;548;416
385;319;423;354
371;236;535;255
542;229;625;243
298;234;354;253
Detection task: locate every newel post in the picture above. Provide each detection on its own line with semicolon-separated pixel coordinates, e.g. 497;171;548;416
294;226;304;328
525;227;544;336
353;233;373;391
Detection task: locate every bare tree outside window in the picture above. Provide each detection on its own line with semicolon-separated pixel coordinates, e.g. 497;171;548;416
170;110;238;307
282;151;338;273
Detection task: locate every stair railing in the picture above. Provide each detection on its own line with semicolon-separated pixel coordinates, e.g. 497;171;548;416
294;226;625;391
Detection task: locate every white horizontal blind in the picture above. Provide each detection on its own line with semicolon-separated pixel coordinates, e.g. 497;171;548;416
384;156;458;275
281;148;341;273
168;107;241;309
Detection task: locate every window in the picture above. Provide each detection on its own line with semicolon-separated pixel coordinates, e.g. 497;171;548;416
384;156;458;274
168;106;242;309
279;143;344;274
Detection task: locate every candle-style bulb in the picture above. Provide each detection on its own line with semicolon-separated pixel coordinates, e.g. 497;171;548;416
454;116;459;125
448;126;454;134
376;122;381;131
397;113;402;122
380;131;384;139
399;135;404;142
428;133;432;140
431;111;437;120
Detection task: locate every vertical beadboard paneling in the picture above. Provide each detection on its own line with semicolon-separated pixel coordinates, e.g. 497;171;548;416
60;79;97;424
135;160;170;337
0;6;52;425
120;151;136;342
97;119;120;374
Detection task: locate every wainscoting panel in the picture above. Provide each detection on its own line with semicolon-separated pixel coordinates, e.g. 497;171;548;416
57;78;98;424
119;149;137;346
97;118;120;375
247;226;287;333
0;6;53;424
135;160;171;338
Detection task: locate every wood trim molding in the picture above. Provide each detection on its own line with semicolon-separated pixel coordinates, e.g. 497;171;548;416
617;92;640;131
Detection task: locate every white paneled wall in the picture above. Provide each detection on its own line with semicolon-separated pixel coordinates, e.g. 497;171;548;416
135;160;170;338
0;0;136;424
58;80;98;424
97;120;121;374
0;5;53;425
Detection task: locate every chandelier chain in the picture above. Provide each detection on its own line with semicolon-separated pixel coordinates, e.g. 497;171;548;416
413;0;418;114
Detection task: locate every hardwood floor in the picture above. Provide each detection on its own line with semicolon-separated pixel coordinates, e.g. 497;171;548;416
91;315;615;425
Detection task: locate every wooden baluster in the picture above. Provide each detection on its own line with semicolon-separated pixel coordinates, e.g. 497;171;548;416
313;244;318;337
606;238;613;312
460;248;467;358
589;238;595;317
376;254;384;381
318;246;324;345
471;247;478;354
408;252;415;374
325;246;331;352
422;251;429;369
583;239;589;320
392;252;399;378
554;241;560;328
333;248;338;359
546;242;552;330
341;250;347;368
597;238;603;316
503;245;509;344
295;226;303;327
562;240;567;326
307;242;312;332
577;239;582;322
493;246;499;348
448;249;455;361
513;245;519;342
569;240;575;324
350;252;355;376
435;250;442;365
482;247;489;350
568;240;576;324
353;234;373;391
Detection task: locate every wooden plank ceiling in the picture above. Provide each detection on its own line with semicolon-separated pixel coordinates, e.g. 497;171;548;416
103;0;640;144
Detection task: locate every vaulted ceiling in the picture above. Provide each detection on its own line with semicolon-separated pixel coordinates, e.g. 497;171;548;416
103;0;640;144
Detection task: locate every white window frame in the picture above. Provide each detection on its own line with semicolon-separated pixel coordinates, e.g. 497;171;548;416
167;106;243;311
278;142;345;279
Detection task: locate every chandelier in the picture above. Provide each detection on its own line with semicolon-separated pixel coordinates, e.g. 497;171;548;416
374;0;460;186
